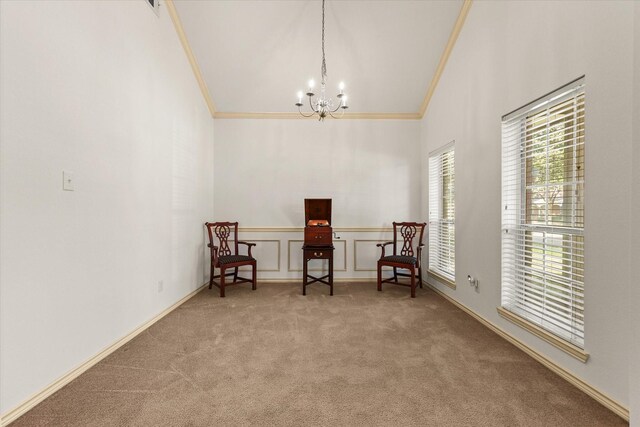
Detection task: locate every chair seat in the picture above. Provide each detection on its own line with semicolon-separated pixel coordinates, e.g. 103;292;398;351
379;255;417;265
218;255;255;265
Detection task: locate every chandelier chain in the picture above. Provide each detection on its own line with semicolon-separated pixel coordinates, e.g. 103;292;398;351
294;0;348;120
321;0;327;86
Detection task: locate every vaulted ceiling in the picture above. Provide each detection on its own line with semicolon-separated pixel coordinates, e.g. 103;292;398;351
170;0;466;117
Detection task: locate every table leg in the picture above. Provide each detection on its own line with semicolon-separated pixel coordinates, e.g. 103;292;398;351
329;252;334;296
303;253;307;296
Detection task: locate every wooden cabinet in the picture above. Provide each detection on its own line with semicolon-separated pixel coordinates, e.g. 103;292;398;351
304;199;332;247
304;227;332;246
302;198;334;295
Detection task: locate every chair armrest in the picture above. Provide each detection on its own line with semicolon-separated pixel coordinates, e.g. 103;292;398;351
207;244;219;264
417;244;425;267
376;241;393;258
238;241;256;257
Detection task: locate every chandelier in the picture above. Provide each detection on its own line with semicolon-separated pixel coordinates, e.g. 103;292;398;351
295;0;349;121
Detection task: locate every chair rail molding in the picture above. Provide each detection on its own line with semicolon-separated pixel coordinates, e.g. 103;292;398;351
237;226;393;233
218;228;393;280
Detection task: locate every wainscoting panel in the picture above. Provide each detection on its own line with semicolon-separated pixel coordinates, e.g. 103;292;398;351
204;227;396;280
354;239;388;271
236;239;281;272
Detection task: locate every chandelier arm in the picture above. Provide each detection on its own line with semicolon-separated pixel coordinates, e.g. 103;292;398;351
329;103;343;113
328;108;345;119
298;106;316;118
308;95;319;113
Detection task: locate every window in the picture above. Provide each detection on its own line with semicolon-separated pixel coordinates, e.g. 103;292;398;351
501;77;585;350
429;142;455;284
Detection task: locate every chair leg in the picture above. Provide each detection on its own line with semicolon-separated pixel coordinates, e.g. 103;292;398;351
220;267;226;298
209;262;214;289
233;267;239;283
252;262;257;290
377;263;382;292
393;267;398;283
418;266;423;288
410;268;416;298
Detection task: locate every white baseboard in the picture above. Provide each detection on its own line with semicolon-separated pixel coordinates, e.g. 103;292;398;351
1;284;207;426
425;281;629;422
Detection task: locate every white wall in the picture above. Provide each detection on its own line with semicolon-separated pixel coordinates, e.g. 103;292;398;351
214;119;421;226
0;0;214;415
420;0;634;409
630;3;640;425
213;119;422;279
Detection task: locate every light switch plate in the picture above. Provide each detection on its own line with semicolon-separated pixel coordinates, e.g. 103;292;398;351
63;171;74;191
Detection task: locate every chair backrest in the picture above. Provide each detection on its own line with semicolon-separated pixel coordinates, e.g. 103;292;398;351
205;222;239;256
392;222;427;257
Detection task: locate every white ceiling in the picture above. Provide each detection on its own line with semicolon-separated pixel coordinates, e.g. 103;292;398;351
173;0;463;114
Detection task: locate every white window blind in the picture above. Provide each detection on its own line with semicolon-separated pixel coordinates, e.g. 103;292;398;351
429;143;455;281
501;77;585;348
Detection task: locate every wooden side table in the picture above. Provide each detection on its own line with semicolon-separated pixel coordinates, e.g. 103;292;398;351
302;245;334;296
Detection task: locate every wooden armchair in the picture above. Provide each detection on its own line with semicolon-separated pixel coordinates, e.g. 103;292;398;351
377;222;427;298
205;222;257;297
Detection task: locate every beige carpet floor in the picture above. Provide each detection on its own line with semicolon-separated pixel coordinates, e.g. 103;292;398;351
13;282;626;426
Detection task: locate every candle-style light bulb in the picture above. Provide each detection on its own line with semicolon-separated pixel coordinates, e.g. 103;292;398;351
297;91;303;103
342;95;348;107
308;79;315;90
339;81;345;92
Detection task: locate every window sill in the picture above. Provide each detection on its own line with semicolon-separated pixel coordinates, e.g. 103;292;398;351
497;307;589;363
427;270;456;289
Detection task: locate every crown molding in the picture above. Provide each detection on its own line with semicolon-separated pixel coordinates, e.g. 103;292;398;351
167;0;473;121
418;0;472;118
165;0;217;116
